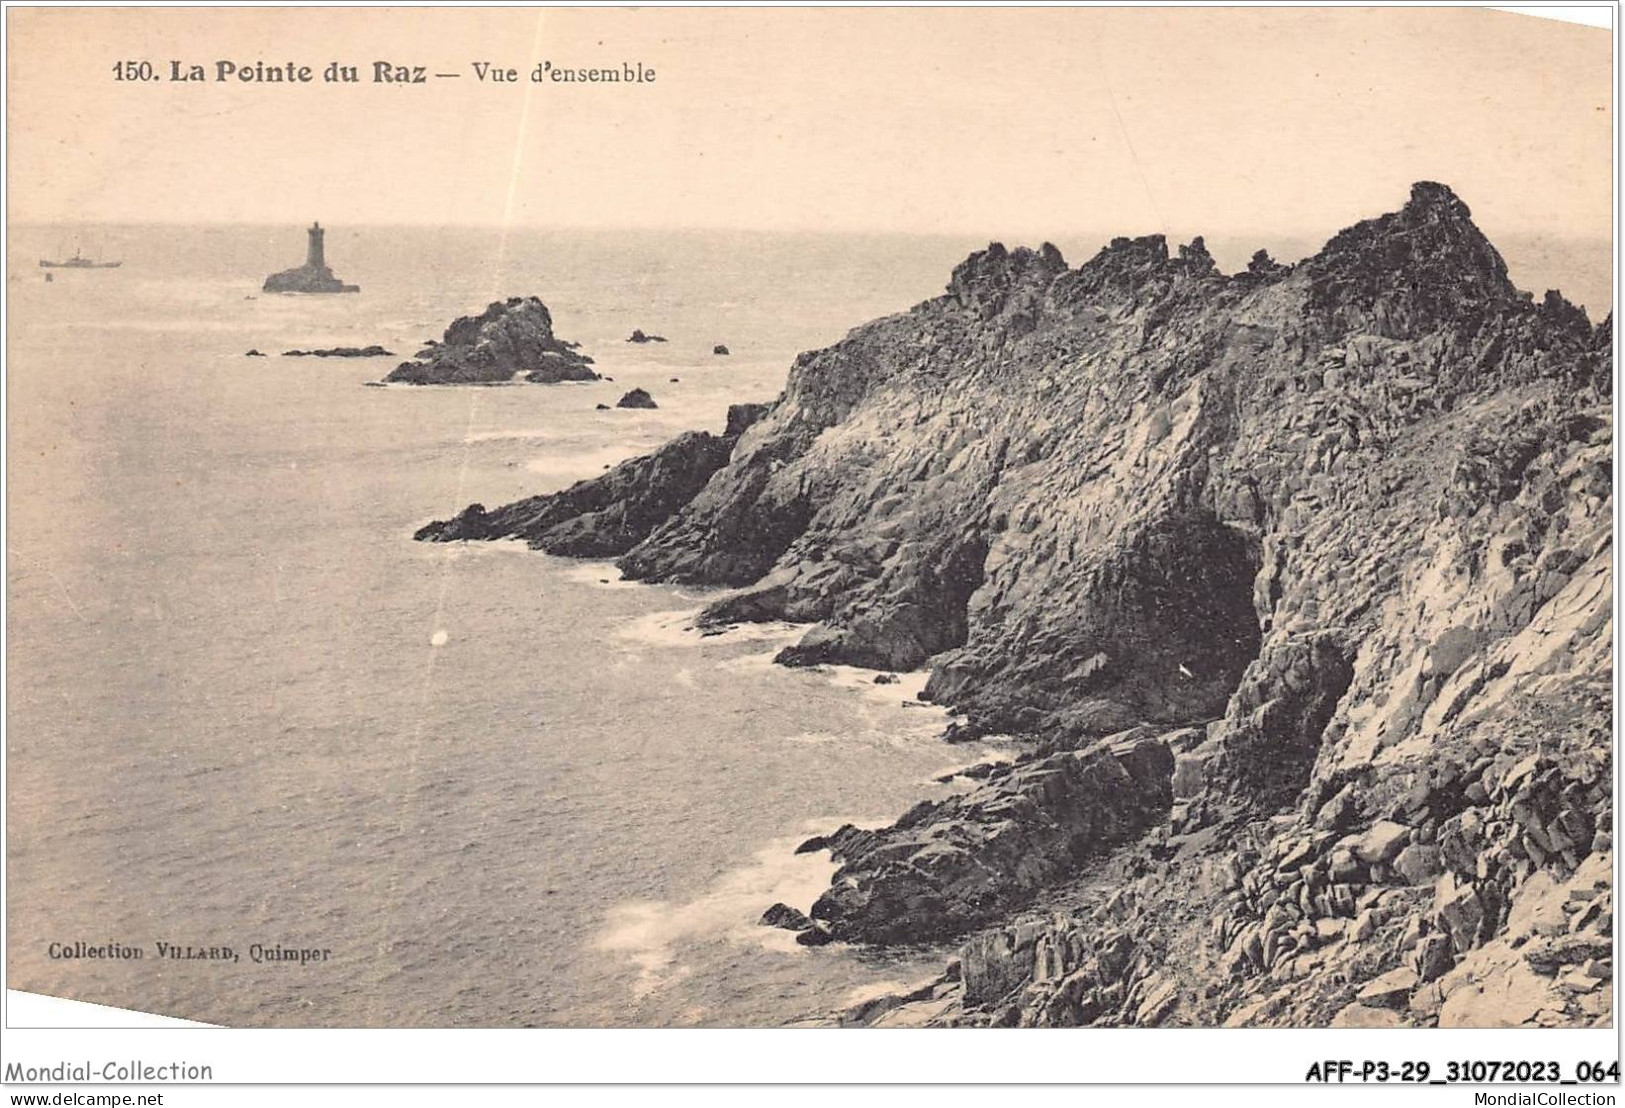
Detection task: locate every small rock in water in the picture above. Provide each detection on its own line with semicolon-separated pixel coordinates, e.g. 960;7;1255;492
616;388;658;410
794;835;829;855
713;344;730;356
874;672;900;684
626;329;667;344
595;403;611;410
669;377;681;383
760;903;813;931
245;349;266;357
282;345;396;358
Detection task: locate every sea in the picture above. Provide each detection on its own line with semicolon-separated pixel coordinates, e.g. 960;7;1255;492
4;223;1609;1028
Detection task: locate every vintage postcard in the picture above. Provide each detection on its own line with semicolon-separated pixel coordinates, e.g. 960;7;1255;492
1;2;1616;1095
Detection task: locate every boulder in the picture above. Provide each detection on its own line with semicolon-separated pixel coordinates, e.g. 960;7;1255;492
1171;752;1208;799
1353;821;1411;865
1411;933;1454;982
1393;843;1443;885
1356;966;1418;1008
1331;1003;1403;1028
724;402;771;437
1435;874;1487;953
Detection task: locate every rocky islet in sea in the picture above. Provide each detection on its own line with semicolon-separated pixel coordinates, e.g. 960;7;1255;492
417;182;1613;1029
262;221;360;294
281;345;395;358
383;296;599;385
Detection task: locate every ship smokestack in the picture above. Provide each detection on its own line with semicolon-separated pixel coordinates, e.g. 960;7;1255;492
306;222;325;269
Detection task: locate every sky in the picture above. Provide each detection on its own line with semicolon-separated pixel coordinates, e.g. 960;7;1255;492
6;7;1613;243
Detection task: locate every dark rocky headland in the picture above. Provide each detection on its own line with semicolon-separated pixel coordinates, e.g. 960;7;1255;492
384;297;598;386
418;183;1612;1028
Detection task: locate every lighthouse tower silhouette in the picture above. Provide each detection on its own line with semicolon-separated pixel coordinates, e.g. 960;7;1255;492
306;222;326;270
262;220;358;293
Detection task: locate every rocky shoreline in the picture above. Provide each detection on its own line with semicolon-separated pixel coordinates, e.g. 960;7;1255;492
418;182;1612;1028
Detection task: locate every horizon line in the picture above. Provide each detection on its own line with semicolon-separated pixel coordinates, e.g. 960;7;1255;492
8;218;1612;246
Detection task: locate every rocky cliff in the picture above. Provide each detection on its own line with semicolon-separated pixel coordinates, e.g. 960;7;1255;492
385;297;598;385
420;183;1611;1027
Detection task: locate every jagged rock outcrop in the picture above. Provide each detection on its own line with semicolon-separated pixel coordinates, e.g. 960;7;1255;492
416;403;770;556
807;733;1172;943
418;183;1611;1026
385;297;597;385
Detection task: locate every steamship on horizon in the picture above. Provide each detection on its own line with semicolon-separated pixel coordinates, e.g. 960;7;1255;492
39;249;122;269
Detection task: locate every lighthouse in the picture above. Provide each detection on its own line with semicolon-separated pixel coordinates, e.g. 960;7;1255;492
262;221;359;293
306;222;326;270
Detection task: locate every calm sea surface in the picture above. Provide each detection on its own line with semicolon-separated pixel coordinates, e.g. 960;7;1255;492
5;224;1607;1026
